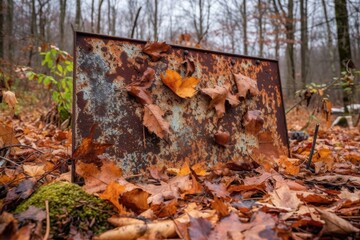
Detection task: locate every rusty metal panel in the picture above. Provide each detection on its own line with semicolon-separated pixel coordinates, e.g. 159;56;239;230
73;31;289;173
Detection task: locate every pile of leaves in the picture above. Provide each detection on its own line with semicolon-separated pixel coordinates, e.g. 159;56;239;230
1;105;360;239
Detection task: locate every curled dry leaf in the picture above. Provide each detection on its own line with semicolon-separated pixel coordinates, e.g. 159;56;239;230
161;70;200;98
214;130;230;147
142;41;171;61
201;83;239;118
244;110;264;134
317;208;360;234
188;215;212;240
233;72;259;98
126;67;155;105
270;185;301;211
2;90;18;108
182;57;196;77
143;104;170;139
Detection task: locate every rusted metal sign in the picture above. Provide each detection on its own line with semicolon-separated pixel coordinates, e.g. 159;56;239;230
73;31;289;173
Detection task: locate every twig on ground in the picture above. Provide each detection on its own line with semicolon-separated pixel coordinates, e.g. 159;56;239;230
0;156;21;167
0;144;44;154
43;200;50;240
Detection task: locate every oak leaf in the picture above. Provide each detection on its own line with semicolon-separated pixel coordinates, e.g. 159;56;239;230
161;70;199;98
143;41;171;61
143;104;170;139
72;124;112;165
233;72;259;98
202;84;239;118
126;67;155;105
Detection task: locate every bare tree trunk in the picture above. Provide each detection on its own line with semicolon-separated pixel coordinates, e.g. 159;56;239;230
300;0;308;89
131;7;142;38
334;0;352;113
75;0;81;30
107;0;111;34
60;0;67;49
7;0;13;66
257;0;264;57
91;0;95;32
97;0;104;33
242;0;248;55
38;0;48;42
322;0;336;75
0;0;4;59
111;6;116;35
28;0;37;66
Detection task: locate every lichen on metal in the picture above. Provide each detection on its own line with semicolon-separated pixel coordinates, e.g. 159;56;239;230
73;31;289;173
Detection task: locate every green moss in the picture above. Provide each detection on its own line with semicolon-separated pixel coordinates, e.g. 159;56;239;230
15;182;116;238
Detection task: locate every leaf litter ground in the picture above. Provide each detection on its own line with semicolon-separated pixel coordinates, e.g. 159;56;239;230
0;107;360;239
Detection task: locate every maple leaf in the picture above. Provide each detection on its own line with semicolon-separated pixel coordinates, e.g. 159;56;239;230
143;41;171;61
233;72;259;98
99;181;127;214
161;69;199;98
22;164;45;178
72;124;112;165
126;67;155;105
143;104;170;139
214;130;230;146
201;84;239;118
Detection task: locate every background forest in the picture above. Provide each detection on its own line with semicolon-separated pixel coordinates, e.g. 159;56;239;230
0;0;359;107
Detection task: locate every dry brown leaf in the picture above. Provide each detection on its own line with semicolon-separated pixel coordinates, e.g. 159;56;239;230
151;199;178;218
270;185;301;211
143;41;171;61
120;188;150;214
204;181;230;199
188;215;212;240
211;197;229;218
2;90;18;108
208;212;245;240
99;181;127;214
182;57;196;77
143;104;170;139
233;72;259;98
277;155;301;175
22;165;45;178
126;67;155;105
161;70;199;98
244;110;264;134
201;84;239;118
338;188;360;203
317;208;360;234
76;160;122;194
72;124;112;165
214;130;230;146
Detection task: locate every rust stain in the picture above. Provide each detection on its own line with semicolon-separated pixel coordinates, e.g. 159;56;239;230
73;32;289;173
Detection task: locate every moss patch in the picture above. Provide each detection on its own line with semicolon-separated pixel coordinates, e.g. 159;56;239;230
15;181;116;238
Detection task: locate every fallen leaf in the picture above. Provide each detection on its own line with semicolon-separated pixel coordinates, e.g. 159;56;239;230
76;160;122;194
15;206;46;222
211;197;229;218
151;199;178;218
182;57;196;77
208;212;245;240
126;67;155;105
202;84;239;118
338;188;360;203
72;124;112;165
143;41;171;61
99;181;126;214
2;91;18;108
269;185;301;211
214;130;230;146
204;181;230;199
22;165;45;178
233;72;259;98
243;211;277;239
317;208;360;234
161;69;199;98
244;110;264;134
0;212;18;239
143;104;170;139
120;188;150;214
188;215;212;240
277;155;301;175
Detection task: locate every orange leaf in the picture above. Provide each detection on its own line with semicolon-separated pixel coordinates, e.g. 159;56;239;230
143;41;171;61
211;197;229;218
72;124;112;165
161;70;199;98
100;181;127;214
151;199;178;218
244;110;264;134
233;72;259;98
201;84;239;118
143;104;170;139
120;188;150;214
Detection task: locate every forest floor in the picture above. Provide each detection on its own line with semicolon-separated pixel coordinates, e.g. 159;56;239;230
0;105;360;239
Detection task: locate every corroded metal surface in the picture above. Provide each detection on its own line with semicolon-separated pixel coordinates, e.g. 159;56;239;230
73;31;289;173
